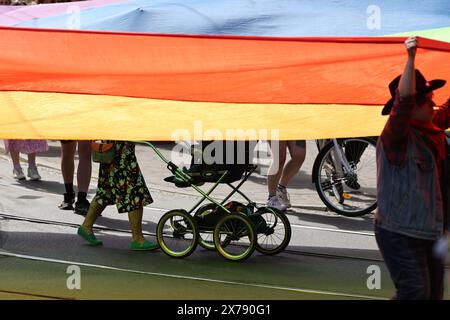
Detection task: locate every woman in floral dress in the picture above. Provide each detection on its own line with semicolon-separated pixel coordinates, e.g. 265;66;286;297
77;141;159;251
4;140;48;181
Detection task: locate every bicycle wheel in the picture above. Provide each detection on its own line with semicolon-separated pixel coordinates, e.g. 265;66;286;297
253;207;291;255
157;209;199;258
194;203;218;251
314;138;377;217
213;212;256;261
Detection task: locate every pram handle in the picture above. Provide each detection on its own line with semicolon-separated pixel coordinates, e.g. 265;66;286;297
166;161;179;173
136;141;194;184
167;162;194;183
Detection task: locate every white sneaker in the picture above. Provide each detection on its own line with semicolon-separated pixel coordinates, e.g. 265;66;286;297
27;166;41;181
277;188;291;208
13;168;26;180
266;195;287;211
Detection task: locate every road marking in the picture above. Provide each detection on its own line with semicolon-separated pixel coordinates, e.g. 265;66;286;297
0;251;386;300
289;224;374;236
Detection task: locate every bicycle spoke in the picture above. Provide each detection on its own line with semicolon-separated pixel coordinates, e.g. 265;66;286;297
315;138;377;216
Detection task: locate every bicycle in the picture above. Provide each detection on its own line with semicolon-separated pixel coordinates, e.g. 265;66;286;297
312;137;378;217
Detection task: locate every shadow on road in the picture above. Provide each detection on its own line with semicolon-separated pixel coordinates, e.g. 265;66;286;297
285;209;374;233
246;171;317;192
94;215;158;233
15;180;97;196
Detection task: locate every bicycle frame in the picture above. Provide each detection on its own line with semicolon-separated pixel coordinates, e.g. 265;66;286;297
330;139;354;175
315;138;354;179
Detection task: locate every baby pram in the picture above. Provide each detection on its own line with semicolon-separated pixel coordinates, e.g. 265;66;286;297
142;140;292;261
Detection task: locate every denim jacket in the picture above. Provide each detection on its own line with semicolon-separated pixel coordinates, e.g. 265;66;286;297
375;129;445;240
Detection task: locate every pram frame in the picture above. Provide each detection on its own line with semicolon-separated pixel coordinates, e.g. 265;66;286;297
140;141;257;214
139;141;291;261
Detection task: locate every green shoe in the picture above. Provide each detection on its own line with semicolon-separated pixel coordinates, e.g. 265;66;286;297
130;240;159;251
77;226;103;246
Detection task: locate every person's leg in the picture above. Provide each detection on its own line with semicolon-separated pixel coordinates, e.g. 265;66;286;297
275;140;306;208
427;241;445;300
76;140;92;194
60;141;76;209
27;153;36;168
10;150;20;166
128;207;159;250
78;196;105;246
26;153;41;181
266;141;287;210
10;150;25;180
74;140;92;215
80;197;105;233
9;150;20;168
128;207;145;243
279;140;306;187
344;140;368;165
375;223;430;299
61;141;76;185
267;141;287;195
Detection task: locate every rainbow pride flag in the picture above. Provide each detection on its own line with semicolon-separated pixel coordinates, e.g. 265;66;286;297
0;0;449;140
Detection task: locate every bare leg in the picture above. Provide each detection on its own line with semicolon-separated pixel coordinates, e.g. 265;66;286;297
61;141;76;184
128;208;146;243
27;153;37;168
81;197;105;234
26;153;42;180
10;150;21;168
267;141;287;195
76;140;92;194
279;141;306;187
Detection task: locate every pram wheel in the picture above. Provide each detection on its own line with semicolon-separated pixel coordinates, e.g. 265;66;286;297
213;212;256;261
194;203;219;251
157;209;199;258
254;207;291;255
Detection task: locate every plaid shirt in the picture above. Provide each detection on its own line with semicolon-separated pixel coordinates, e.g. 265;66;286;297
380;94;450;166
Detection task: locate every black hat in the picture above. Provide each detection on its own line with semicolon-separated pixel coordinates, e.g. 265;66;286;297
382;69;446;115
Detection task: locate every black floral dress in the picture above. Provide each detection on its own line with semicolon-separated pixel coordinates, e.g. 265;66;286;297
94;141;153;213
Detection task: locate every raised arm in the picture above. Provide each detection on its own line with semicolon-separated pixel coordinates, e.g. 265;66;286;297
398;36;417;97
380;37;417;166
